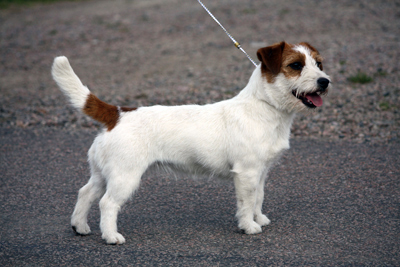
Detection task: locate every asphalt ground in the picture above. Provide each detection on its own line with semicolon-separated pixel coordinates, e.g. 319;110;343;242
0;127;399;266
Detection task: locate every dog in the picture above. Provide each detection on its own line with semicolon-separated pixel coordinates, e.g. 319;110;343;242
52;41;330;244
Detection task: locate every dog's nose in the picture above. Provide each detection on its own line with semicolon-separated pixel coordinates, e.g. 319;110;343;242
317;78;330;91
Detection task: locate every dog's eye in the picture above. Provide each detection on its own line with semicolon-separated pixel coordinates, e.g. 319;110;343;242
316;61;323;70
288;62;303;71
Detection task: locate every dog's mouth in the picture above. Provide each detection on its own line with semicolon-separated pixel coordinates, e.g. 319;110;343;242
292;90;324;108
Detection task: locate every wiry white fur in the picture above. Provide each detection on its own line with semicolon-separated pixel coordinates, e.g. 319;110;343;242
52;56;90;110
54;44;330;245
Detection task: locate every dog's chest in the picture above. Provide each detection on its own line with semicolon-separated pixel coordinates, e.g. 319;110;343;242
246;117;292;162
259;136;290;165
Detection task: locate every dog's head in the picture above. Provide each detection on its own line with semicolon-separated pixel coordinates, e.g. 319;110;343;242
257;41;331;112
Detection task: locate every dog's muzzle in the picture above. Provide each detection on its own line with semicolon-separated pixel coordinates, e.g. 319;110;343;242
317;77;330;93
292;77;330;108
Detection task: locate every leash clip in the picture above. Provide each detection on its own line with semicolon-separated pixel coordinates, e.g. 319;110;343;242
197;0;257;67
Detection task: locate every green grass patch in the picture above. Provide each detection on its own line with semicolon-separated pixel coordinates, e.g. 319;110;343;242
375;69;388;77
379;102;391;111
348;72;373;84
279;8;290;17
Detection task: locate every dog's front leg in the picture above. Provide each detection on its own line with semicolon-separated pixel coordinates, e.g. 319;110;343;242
233;169;263;234
253;174;271;227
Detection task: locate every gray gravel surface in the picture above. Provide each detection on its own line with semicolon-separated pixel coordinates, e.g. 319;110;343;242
1;0;400;266
0;0;399;142
1;127;399;266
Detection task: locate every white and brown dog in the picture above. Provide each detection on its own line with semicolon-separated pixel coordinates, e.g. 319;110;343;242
52;41;330;244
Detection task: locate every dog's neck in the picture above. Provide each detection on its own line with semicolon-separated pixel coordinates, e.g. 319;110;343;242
236;65;264;99
237;65;295;116
234;65;296;142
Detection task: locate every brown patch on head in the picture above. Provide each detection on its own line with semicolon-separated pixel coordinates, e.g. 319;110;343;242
257;41;307;82
257;41;324;82
257;41;286;83
298;42;324;70
299;42;318;53
280;43;306;79
83;93;137;131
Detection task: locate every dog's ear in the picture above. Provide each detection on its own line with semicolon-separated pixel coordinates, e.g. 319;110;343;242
257;41;286;75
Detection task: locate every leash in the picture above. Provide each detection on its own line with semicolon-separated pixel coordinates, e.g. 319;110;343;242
197;0;258;67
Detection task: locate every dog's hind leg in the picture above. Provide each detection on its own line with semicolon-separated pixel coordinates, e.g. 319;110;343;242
99;170;142;245
71;166;106;235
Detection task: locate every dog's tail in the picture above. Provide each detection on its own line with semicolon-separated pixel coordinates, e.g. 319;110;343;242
52;56;135;130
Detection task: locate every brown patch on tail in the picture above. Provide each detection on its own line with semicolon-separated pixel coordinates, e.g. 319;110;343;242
83;93;137;131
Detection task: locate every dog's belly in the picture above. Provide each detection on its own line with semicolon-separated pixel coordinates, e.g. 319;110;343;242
153;143;234;179
153;159;234;180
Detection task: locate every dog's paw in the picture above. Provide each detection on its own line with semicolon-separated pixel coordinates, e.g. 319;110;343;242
239;220;262;235
255;214;271;227
72;224;91;235
102;232;126;245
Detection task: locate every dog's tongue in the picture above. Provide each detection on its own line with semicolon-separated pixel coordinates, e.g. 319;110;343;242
305;93;323;107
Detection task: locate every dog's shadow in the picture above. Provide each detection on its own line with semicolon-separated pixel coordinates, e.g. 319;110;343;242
124;172;237;235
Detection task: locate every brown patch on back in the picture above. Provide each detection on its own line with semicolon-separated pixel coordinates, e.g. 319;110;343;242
83;93;137;131
120;107;138;112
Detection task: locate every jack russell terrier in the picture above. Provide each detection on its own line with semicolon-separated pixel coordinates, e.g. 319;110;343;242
52;41;330;244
